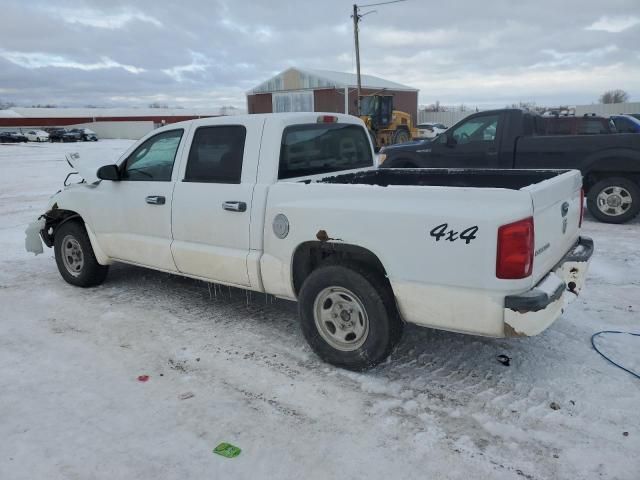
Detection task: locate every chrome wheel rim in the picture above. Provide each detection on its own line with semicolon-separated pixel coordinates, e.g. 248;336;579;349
61;235;84;277
313;286;369;352
596;186;632;217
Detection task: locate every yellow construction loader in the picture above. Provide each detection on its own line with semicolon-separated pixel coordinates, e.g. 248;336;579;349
359;94;417;149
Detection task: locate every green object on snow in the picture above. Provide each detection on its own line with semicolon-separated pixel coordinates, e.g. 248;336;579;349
213;442;241;458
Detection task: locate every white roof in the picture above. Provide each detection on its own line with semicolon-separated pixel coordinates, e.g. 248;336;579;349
249;67;417;94
0;109;23;118
300;68;417;91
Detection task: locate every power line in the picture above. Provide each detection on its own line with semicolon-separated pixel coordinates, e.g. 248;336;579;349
357;0;407;8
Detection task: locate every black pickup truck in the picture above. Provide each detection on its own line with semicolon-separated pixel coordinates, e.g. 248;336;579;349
380;109;640;223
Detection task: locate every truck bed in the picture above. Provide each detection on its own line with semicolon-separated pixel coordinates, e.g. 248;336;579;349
317;168;569;190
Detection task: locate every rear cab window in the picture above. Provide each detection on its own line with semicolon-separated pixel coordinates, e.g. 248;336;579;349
577;118;611;135
278;123;373;179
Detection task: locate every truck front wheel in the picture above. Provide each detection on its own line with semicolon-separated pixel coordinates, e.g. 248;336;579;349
391;128;410;144
298;264;403;371
54;221;109;287
587;177;640;224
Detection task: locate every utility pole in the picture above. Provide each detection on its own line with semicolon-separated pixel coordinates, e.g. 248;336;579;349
351;0;407;117
352;4;362;116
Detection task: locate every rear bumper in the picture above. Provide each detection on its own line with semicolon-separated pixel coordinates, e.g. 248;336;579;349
503;236;593;337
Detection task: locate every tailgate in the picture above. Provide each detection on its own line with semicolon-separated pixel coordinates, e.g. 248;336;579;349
522;170;583;284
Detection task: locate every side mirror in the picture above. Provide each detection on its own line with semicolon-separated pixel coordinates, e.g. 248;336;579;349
97;164;120;181
446;134;457;147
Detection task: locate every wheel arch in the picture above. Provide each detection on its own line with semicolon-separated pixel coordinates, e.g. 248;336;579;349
41;207;82;247
42;207;111;264
583;170;640;193
291;241;390;297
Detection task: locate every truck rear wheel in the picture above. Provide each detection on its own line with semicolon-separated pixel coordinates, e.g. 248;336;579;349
298;264;403;371
587;177;640;224
54;221;109;287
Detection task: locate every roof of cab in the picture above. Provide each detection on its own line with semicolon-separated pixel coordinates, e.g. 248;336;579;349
162;112;365;130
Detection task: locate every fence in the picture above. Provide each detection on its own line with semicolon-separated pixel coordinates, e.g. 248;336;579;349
574;102;640;116
417;110;471;127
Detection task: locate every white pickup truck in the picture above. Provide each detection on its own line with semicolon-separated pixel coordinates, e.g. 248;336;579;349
27;113;593;370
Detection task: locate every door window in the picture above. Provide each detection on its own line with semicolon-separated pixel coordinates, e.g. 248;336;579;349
450;114;500;145
122;130;183;181
184;126;246;183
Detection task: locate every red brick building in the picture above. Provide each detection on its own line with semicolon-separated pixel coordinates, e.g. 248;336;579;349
247;67;419;124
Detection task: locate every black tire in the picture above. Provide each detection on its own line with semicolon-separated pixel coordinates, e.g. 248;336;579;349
298;263;403;371
54;220;109;287
391;128;410;144
586;177;640;224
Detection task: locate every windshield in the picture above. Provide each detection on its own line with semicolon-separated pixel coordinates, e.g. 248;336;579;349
360;96;378;117
279;123;373;179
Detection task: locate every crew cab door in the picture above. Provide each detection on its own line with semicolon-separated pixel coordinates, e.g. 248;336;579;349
171;118;263;287
90;128;186;271
426;112;503;167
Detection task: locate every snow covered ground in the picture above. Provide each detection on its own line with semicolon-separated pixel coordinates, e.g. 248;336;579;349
1;140;638;480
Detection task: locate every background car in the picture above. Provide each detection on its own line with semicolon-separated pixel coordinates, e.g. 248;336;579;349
0;132;23;143
0;131;28;143
610;114;640;133
47;128;79;142
24;129;50;142
416;122;447;139
69;128;98;141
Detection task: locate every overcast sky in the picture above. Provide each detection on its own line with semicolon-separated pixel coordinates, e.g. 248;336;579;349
1;0;639;109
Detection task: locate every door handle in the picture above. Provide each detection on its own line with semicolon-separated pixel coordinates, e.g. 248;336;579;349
145;195;166;205
222;201;247;212
487;149;498;157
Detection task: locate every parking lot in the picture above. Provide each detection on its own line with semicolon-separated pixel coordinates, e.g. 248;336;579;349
1;140;639;480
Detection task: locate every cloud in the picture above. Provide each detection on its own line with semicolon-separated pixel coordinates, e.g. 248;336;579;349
534;45;620;68
0;0;638;108
0;50;145;73
52;8;162;29
586;15;640;33
162;51;211;82
219;18;273;42
367;27;462;48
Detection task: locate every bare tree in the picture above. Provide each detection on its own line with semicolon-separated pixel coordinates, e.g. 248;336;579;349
0;99;16;109
599;89;630;104
421;101;443;112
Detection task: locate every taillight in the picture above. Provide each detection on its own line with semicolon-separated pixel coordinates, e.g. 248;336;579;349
579;188;584;227
317;115;338;123
496;217;534;279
